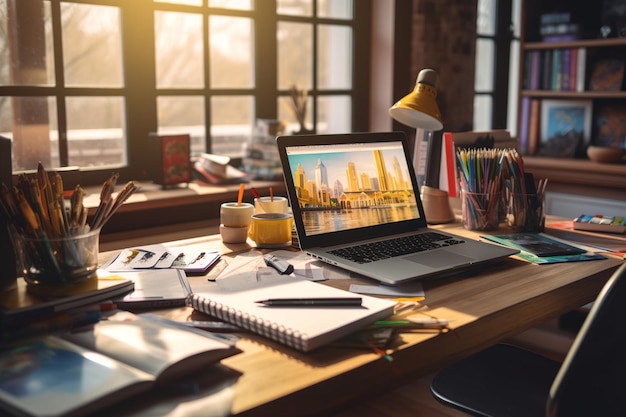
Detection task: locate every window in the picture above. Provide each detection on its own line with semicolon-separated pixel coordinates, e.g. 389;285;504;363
473;0;520;134
0;0;368;185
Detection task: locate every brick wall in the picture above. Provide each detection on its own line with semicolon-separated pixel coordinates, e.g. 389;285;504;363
411;0;477;131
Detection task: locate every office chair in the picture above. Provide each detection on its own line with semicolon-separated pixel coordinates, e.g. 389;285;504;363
430;262;626;417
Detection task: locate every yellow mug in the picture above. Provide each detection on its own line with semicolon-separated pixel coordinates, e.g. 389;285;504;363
248;212;293;247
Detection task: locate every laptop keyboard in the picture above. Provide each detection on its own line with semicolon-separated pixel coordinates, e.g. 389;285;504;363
328;232;465;264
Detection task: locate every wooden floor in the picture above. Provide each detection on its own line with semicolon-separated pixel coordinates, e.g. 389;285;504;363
327;317;577;417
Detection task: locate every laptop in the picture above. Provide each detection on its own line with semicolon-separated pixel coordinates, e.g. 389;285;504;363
276;131;518;285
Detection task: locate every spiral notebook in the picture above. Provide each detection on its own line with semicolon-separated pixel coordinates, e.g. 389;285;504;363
187;276;396;351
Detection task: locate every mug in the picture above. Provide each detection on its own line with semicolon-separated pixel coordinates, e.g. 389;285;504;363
254;196;289;214
248;212;293;247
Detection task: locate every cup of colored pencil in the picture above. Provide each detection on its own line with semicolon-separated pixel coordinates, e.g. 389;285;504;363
456;148;505;231
0;165;136;294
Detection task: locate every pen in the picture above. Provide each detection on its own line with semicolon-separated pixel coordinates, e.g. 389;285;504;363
255;297;362;307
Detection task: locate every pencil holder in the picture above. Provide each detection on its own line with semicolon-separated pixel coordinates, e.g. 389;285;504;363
11;227;101;295
506;192;545;232
461;190;501;231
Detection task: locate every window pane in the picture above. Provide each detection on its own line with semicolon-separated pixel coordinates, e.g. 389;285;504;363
155;11;204;88
2;96;57;171
66;97;125;167
508;40;520;137
278;22;312;90
512;0;521;38
209;0;253;10
476;0;495;36
211;96;253;157
210;16;254;89
62;3;123;87
318;25;352;90
158;96;206;156
278;95;313;134
475;38;494;91
473;95;492;131
317;0;352;19
277;0;312;16
317;95;351;134
0;1;54;86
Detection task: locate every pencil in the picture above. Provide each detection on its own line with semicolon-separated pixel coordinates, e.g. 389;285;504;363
237;183;245;206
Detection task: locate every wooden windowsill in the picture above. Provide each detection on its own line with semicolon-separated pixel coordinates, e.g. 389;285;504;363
85;180;286;247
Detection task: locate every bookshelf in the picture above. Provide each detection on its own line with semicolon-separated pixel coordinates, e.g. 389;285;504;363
518;0;626;200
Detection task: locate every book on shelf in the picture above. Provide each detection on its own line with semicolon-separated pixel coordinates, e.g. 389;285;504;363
541;49;552;90
187;276;396;352
0;311;240;417
523;47;587;92
552;49;562;90
519;97;531;154
0;270;133;325
527;99;541;156
530;50;541;90
576;47;586;92
561;48;571;90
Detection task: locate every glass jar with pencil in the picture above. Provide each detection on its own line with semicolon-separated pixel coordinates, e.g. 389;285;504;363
1;165;136;296
456;148;546;232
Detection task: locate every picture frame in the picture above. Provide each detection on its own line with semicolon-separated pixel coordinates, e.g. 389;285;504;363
590;59;625;91
539;99;592;157
594;103;626;148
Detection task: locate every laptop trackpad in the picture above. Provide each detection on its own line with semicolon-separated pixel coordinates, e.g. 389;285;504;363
406;251;474;268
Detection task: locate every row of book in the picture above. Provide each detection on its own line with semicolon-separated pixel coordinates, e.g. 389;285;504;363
522;47;586;92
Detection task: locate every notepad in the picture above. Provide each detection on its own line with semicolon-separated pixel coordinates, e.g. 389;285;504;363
187;276;396;351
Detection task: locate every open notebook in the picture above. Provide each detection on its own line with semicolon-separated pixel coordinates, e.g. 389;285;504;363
276;131;518;285
187;276;396;352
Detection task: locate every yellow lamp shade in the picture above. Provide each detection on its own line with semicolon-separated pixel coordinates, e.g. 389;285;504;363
389;69;443;131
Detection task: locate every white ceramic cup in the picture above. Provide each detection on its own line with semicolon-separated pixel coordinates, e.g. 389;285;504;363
219;225;250;244
254;196;289;214
220;202;254;227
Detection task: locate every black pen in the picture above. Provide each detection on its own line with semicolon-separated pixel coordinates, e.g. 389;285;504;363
255;297;362;307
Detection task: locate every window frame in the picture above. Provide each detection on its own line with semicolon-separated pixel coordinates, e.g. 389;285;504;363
474;0;516;130
1;0;371;188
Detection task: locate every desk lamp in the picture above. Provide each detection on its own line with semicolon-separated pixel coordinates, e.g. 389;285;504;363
389;69;454;224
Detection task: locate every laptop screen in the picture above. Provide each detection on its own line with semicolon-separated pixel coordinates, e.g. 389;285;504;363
278;132;426;246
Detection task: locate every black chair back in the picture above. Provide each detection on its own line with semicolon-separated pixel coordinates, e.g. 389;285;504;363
548;263;626;417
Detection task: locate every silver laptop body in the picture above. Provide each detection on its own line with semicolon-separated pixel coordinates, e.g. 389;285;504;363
276;131;518;285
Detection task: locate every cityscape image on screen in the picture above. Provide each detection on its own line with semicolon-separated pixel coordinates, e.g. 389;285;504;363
286;142;420;236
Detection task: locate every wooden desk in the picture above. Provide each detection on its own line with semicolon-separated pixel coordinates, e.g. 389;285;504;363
102;221;623;417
